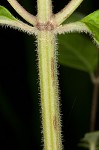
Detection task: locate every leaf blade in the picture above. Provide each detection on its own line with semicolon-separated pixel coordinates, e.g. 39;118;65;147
81;10;99;45
58;12;98;73
0;5;16;21
58;33;98;73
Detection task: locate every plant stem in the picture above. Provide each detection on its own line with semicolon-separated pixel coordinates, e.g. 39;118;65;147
90;83;98;131
0;19;38;35
54;0;84;25
37;0;62;149
37;31;62;150
7;0;36;25
90;142;96;150
37;0;52;22
90;66;99;131
54;22;91;35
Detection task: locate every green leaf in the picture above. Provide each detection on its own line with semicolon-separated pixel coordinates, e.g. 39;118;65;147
58;12;98;73
0;5;16;21
81;10;99;45
81;131;99;143
0;5;36;35
63;12;84;24
58;33;98;73
79;131;99;149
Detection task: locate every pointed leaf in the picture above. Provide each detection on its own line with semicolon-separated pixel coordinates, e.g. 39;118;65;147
81;10;99;45
0;5;16;21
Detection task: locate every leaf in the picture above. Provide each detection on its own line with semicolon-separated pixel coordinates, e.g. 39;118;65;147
0;5;16;21
79;131;99;149
0;5;19;28
58;13;98;73
63;12;84;24
81;131;99;143
0;5;36;35
58;33;98;73
81;10;99;45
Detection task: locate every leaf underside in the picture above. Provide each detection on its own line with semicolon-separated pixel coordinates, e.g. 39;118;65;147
58;12;99;73
58;33;98;73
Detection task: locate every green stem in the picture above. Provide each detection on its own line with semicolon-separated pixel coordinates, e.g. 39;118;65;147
54;0;84;25
90;142;96;150
37;31;62;150
37;0;52;22
37;0;62;149
7;0;36;25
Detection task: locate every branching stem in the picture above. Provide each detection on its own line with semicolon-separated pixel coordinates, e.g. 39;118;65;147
7;0;37;25
0;0;91;150
37;0;62;149
0;20;38;35
54;0;84;25
54;22;91;35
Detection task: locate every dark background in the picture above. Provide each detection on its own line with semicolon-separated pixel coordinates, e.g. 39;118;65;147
0;0;99;149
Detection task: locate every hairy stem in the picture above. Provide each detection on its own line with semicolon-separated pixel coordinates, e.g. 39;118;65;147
54;22;91;35
54;0;84;25
0;19;38;35
37;0;63;149
37;31;62;150
7;0;37;25
37;0;52;22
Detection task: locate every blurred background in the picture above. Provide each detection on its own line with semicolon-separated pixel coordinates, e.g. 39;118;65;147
0;0;99;149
